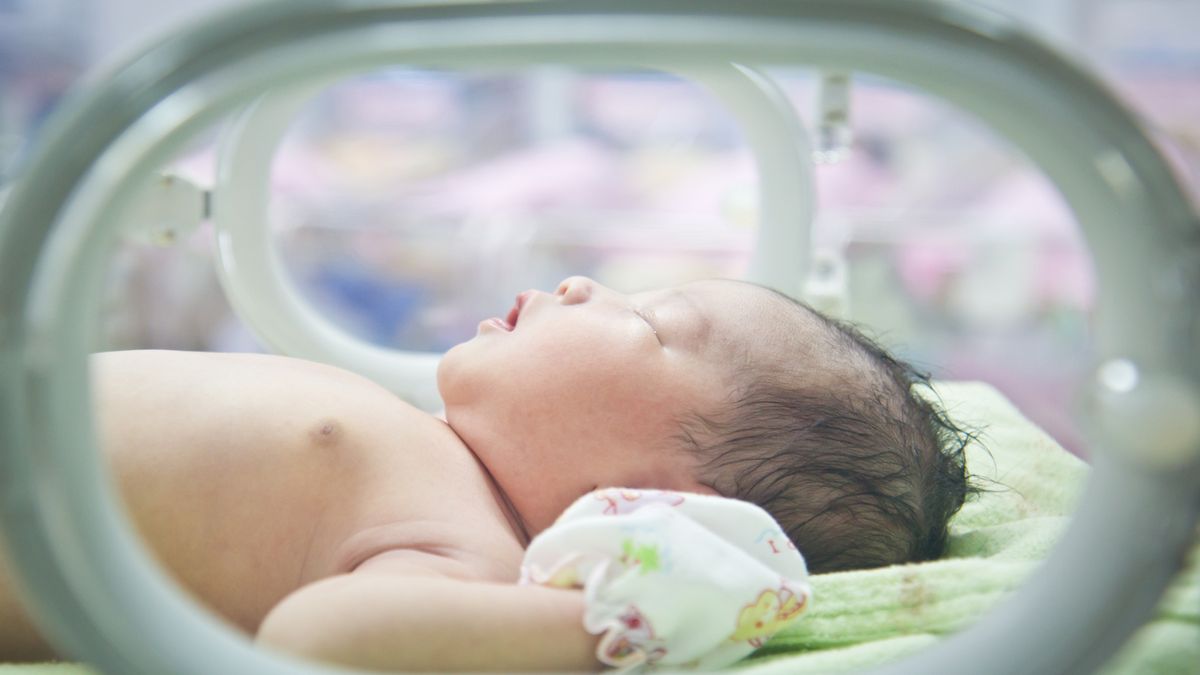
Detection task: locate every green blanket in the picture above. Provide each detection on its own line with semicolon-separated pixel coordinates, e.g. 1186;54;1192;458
3;382;1197;674
734;381;1200;675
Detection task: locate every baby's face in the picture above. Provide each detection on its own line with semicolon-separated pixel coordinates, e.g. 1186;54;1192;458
438;276;812;537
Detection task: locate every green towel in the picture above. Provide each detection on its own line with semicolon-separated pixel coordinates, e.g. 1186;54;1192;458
3;382;1197;673
734;381;1200;675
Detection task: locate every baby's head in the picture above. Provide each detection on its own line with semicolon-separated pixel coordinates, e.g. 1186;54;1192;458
438;276;971;572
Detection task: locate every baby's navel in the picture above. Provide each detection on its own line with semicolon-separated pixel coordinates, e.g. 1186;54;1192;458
308;418;343;447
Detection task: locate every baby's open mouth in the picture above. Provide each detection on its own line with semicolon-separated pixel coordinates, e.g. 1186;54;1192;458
500;290;533;332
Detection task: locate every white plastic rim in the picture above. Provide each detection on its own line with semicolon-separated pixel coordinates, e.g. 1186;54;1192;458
0;2;1197;675
213;63;813;410
213;79;445;411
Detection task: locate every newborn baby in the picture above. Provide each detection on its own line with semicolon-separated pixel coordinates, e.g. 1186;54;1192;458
0;276;970;670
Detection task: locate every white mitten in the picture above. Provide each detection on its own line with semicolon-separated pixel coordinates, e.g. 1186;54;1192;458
520;488;810;670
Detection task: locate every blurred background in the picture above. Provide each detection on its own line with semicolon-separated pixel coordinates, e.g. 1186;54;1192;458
2;0;1197;456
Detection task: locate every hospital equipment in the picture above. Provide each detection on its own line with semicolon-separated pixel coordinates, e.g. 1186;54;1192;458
1;1;1198;674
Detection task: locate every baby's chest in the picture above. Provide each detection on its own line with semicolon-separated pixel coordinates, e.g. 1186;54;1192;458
110;401;494;630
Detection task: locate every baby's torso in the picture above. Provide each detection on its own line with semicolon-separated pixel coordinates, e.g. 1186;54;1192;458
91;350;524;634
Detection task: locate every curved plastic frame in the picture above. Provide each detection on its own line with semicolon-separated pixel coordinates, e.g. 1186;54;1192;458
1;2;1198;675
213;63;813;409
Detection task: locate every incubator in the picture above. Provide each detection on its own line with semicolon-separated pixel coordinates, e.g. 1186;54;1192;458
1;1;1198;674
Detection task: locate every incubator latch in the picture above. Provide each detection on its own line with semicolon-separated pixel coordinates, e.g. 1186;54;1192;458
121;173;209;246
1089;358;1200;468
813;71;853;165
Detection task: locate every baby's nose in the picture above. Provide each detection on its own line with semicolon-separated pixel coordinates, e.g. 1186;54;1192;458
555;276;594;305
557;275;627;307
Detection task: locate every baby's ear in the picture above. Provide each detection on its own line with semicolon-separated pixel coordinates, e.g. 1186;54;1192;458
686;482;722;497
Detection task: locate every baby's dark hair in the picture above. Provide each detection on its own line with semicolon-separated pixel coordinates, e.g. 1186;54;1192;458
679;289;977;574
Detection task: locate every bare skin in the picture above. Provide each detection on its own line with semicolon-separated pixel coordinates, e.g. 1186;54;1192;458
0;277;810;669
0;350;528;660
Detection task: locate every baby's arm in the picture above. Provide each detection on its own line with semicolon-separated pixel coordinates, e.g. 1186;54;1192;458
257;560;603;672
